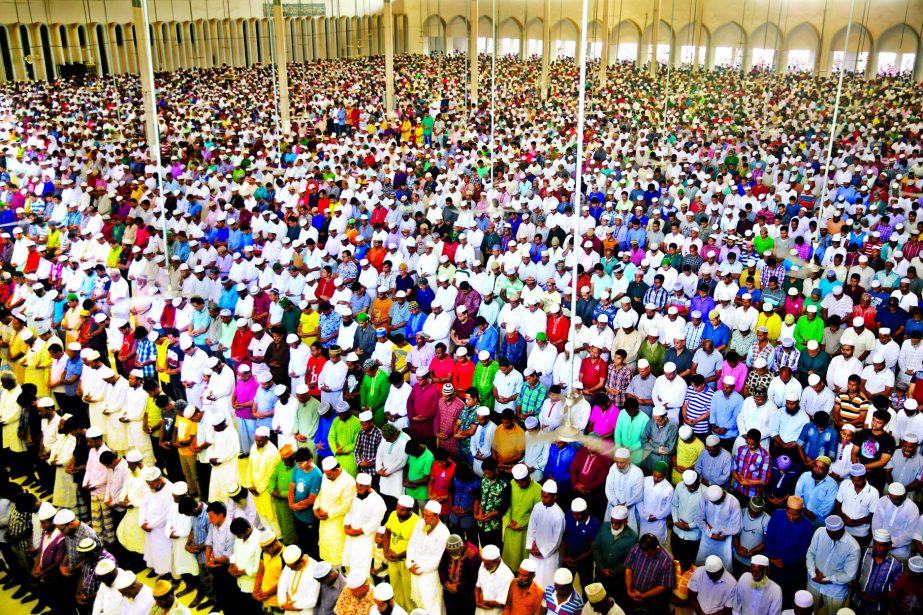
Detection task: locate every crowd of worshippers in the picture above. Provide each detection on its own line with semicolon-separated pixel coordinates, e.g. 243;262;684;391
0;53;923;615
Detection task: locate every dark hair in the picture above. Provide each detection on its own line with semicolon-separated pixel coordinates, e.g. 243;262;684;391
481;457;499;472
99;450;117;466
229;517;251;535
206;501;227;516
178;496;199;515
294;448;313;462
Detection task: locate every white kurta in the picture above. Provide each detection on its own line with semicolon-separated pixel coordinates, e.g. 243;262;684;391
604;464;644;531
277;559;321;615
138;479;175;575
91;582;125;615
637;477;675;545
164;503;200;576
116;471;148;554
104;377;129;452
0;386;24;452
375;432;410;499
406;520;450;615
122;385;156;466
526;502;566;589
204;365;235;424
209;427;242;501
474;562;515;615
342;490;387;578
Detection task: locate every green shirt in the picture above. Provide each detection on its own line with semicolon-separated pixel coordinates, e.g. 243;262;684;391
360;370;390;426
592;525;638;575
473;361;500;409
793;315;825;350
614;411;650;465
422;115;435;135
329;415;362;476
406;448;434;500
294;398;320;441
268;460;295;498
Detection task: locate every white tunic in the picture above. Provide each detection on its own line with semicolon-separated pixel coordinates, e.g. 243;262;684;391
526;502;566;589
341;490;387;577
406;520;450;615
277;559;321;615
164;502;200;576
375;432;410;499
474;562;515;615
604;464;644;530
209;427;242;501
637;477;675;545
139;479;174;575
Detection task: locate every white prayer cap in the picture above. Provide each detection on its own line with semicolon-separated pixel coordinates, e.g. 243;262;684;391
541;480;558;494
255;426;271;437
663;362;676;373
571;498;588;513
37;501;57;520
652;406;667;417
705;485;724;502
794;590;814;608
359;410;374;422
481;544;501;560
210;413;226;426
553;568;574;585
356;473;373;486
125;450;143;462
205;356;220;368
785;389;800;402
836;610;857;615
908;556;923;572
85;426;103;438
53;508;76;525
706;435;720;446
95;559;116;576
321;457;339;471
171;481;188;496
682;470;698;486
808;374;821;386
113;569;137;590
511;464;528;480
424;500;442;514
615;447;630;459
751;554;769;567
312;561;332;579
296;384;309;395
873;528;892;543
373;583;395;601
722;376;736;386
611;505;629;520
397;495;415;508
477;407;491;417
345;571;367;588
888;482;907;497
142;467;163;481
704;555;723;573
282;544;302;565
637;359;650;369
519;559;537;573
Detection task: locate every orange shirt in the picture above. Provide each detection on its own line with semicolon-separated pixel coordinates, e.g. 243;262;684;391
503;582;545;615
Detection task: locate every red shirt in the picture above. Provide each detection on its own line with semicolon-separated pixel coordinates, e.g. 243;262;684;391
306;355;327;396
580;357;608;391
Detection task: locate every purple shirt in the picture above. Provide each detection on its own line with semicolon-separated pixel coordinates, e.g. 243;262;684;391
234;377;260;419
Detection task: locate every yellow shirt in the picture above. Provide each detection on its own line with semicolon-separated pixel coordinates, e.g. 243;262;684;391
174;415;198;456
146;397;163;438
384;511;419;556
155;339;170;384
757;313;782;343
259;552;284;607
299;311;320;347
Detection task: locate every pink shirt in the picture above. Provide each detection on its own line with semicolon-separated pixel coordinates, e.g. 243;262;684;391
234;377;259;419
719;361;748;394
589;404;620;439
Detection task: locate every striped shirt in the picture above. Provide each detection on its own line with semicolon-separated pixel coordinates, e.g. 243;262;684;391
683;386;715;434
836;391;870;424
731;445;771;497
542;586;584;615
624;544;676;593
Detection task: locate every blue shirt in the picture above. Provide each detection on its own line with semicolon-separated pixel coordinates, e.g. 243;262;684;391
794;472;838;523
472;326;499;360
797;423;839;461
702;322;731;350
64;356;83;396
709;390;744;439
764;508;815;565
190;308;211;345
290;465;323;524
563;514;601;558
545;444;578;489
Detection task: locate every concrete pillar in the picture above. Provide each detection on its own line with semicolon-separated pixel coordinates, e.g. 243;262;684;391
913;47;923;83
126;23;138;72
132;0;158;151
9;26;26;80
598;0;610;86
383;0;395;111
519;25;526;60
742;42;752;73
649;0;661;77
864;44;877;80
29;25;47;80
540;0;549;98
692;0;704;72
469;0;478;103
272;0;291;134
776;48;788;75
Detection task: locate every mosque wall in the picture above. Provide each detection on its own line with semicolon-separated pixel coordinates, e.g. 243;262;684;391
0;0;917;81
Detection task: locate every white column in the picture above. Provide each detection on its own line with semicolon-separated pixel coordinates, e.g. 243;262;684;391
383;0;395;111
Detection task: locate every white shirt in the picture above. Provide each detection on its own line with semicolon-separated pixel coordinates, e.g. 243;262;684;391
687;568;737;615
835;480;880;537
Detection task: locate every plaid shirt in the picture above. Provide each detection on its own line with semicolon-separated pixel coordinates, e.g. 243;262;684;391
605;365;632;407
731;445;771;497
516;382;547;417
64;523;99;566
136;338;157;379
80;550;118;596
644;286;670;310
624;544;676;593
7;505;33;551
773;346;800;371
354;426;382;475
759;264;786;287
683;321;706;351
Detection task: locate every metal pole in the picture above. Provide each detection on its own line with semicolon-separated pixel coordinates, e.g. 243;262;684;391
138;0;167;264
817;0;856;208
267;7;282;149
489;0;496;186
567;0;589;389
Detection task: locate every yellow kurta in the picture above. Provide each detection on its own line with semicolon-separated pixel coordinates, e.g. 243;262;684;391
22;339;51;397
116;471;149;553
244;442;282;536
8;331;28;383
0;386;24;452
315;471;356;567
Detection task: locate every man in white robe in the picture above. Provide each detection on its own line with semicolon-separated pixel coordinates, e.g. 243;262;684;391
375;426;410;507
474;544;515;615
179;339;210;409
204;358;235;424
114;570;156;615
121;372;156;465
406;500;450;615
871;483;918;561
637;463;675;545
604;448;644;531
694;484;742;569
277;545;320;615
208;413;241;501
525;480;566;589
138;467;174;576
90;559;124;615
164;481;199;581
341;473;387;577
317;348;348;407
102;371;129;453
